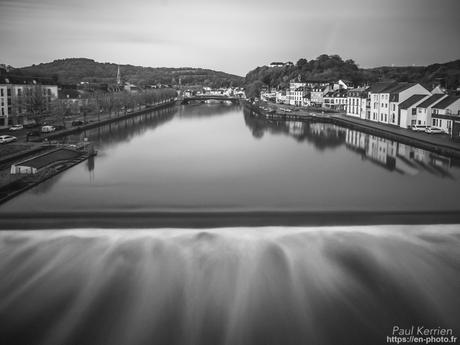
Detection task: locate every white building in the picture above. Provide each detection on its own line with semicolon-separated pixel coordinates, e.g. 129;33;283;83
260;90;277;102
275;91;288;104
323;89;347;110
368;82;430;128
398;94;431;128
413;94;448;128
286;80;306;106
0;77;58;128
310;86;326;107
346;87;369;119
431;96;460;137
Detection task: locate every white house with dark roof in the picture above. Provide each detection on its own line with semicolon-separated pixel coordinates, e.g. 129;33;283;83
368;82;430;127
346;87;369;119
431;96;460;138
414;94;448;129
398;94;431;128
323;89;347;110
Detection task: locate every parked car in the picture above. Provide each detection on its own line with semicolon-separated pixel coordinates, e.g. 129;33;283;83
71;120;87;126
9;124;24;131
410;125;427;132
0;135;17;144
41;125;56;133
425;127;445;134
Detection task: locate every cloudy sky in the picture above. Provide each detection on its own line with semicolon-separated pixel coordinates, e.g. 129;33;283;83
1;0;459;76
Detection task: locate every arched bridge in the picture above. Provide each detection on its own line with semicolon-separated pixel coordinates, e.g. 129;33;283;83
181;95;240;105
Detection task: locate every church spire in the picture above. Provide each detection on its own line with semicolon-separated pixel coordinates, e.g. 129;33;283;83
116;65;121;86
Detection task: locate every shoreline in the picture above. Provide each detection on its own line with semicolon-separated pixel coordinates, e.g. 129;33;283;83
243;100;460;158
0;101;177;206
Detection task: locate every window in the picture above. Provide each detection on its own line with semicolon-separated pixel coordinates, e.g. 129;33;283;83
412;108;416;115
393;104;396;111
0;89;3;97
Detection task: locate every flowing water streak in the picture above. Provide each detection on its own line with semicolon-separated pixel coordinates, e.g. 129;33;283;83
1;225;460;345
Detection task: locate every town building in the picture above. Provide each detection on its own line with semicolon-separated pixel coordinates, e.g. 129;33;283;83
310;86;326;107
269;62;294;68
304;80;330;88
275;90;288;104
368;82;430;128
346;87;369;119
431;96;460;139
0;77;58;128
286;80;307;106
398;94;431;128
413;94;448;128
323;89;348;110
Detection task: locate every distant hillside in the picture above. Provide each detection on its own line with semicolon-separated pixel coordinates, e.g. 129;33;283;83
11;58;244;88
244;55;460;97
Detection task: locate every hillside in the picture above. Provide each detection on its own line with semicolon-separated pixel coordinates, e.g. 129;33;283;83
11;58;244;88
244;55;460;97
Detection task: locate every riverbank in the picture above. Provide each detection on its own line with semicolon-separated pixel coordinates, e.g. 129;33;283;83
244;100;460;158
0;100;176;206
0;147;95;206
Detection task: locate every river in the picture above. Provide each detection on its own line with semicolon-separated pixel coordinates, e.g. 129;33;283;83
0;103;459;345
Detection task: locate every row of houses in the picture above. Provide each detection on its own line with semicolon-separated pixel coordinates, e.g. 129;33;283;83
260;79;460;139
346;82;460;138
261;79;350;108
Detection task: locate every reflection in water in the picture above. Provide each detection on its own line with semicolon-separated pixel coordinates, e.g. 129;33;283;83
1;104;460;214
178;102;241;118
244;109;459;177
243;109;345;150
61;107;177;149
0;226;459;345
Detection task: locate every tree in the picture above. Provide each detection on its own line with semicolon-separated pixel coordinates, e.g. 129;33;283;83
22;85;48;123
50;98;70;127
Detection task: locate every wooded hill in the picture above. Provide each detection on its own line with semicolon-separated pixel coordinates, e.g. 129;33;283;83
11;58;244;88
244;55;460;97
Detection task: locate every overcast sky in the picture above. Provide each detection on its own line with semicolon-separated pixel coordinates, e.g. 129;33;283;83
1;0;459;76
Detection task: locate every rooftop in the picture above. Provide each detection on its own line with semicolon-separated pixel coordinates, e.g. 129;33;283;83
417;94;447;108
385;83;418;94
399;94;429;110
432;95;460;110
367;82;397;93
0;75;57;86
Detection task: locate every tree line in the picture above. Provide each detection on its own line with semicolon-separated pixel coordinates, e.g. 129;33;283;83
15;58;244;88
11;87;177;126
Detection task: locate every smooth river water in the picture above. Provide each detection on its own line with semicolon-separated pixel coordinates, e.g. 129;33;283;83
0;103;459;345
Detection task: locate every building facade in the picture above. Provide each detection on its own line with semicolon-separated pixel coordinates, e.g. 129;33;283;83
368;82;430;128
431;96;460;138
346;88;369;119
0;77;58;128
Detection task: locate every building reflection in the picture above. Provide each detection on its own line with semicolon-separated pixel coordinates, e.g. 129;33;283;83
244;109;458;178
